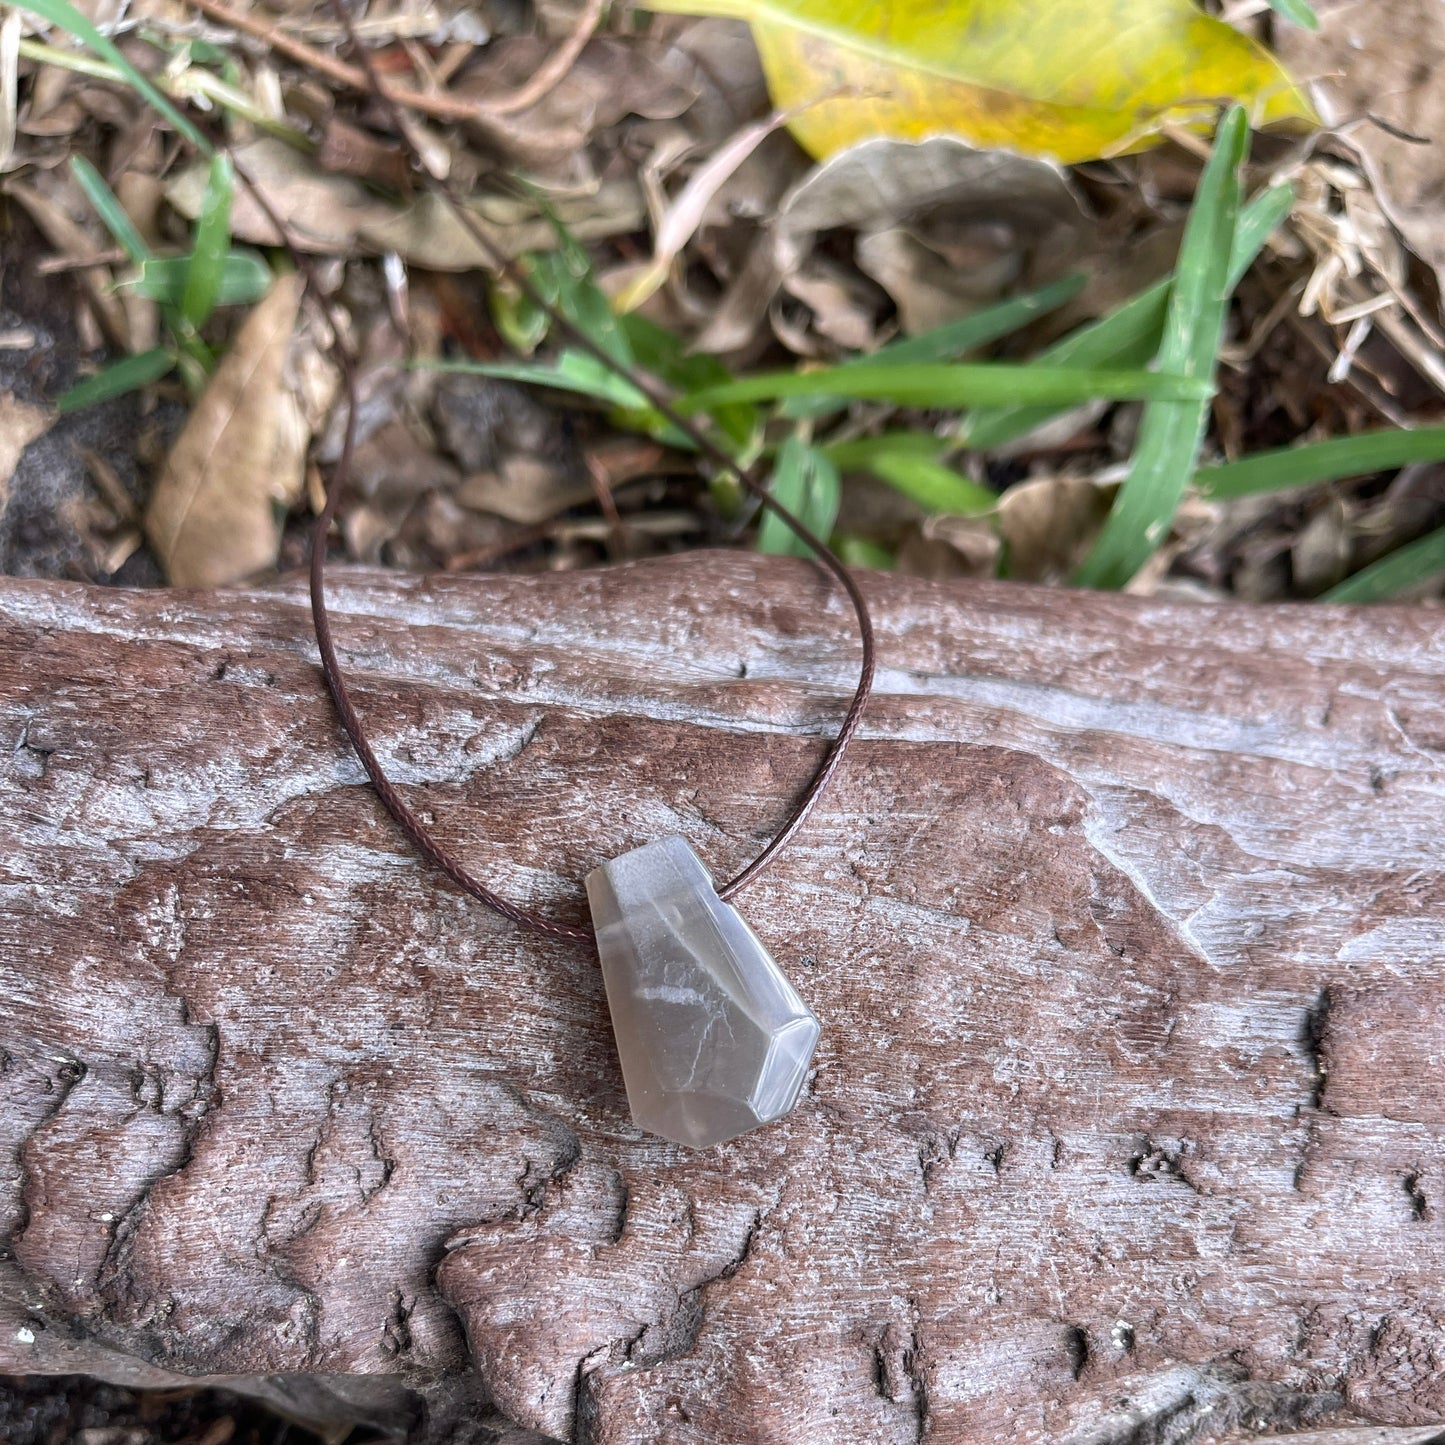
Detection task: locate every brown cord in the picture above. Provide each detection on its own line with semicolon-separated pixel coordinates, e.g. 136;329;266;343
224;0;877;940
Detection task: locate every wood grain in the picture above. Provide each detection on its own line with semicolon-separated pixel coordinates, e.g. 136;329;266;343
2;554;1443;1444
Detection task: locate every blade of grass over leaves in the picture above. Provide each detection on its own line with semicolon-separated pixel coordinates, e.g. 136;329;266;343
622;314;757;449
859;453;996;514
18;0;211;153
1194;426;1445;498
57;346;174;412
823;432;949;468
782;274;1087;420
494;220;635;366
1323;526;1445;603
124;251;273;309
1228;183;1298;281
530;225;634;367
962;182;1294;451
757;435;841;557
180;155;235;329
834;534;895;569
822;432;994;514
865;275;1086;367
682;363;1209;412
70;157;150;265
425;356;653;412
1074;105;1250;589
423;352;703;452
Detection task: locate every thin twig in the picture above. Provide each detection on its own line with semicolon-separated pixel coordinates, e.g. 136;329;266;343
185;0;601;125
479;0;603;117
583;448;628;560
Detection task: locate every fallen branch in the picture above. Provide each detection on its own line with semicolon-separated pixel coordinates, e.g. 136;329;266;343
2;554;1444;1443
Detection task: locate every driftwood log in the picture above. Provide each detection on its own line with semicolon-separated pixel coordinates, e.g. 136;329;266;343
2;553;1445;1445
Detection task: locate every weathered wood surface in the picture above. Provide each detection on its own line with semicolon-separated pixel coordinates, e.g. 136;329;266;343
2;553;1445;1445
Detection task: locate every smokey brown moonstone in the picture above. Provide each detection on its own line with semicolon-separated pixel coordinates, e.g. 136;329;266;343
585;835;820;1148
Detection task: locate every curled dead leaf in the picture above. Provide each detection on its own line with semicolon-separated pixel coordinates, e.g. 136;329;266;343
144;275;306;588
701;137;1086;350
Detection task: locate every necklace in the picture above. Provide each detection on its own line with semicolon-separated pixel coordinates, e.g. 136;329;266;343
296;2;874;1149
310;449;874;1150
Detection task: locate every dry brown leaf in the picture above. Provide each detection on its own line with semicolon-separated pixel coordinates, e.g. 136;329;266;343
360;185;646;270
1279;0;1445;289
701;136;1086;351
855;228;1008;335
992;473;1117;583
690;235;788;354
903;474;1118;584
779;135;1082;237
167;140;644;268
456;35;699;176
0;395;53;512
456;456;594;524
1291;493;1352;594
166;140;386;253
902;517;1000;578
144;275;306;588
779;257;881;349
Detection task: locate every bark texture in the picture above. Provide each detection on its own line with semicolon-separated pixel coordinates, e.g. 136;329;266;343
2;554;1444;1445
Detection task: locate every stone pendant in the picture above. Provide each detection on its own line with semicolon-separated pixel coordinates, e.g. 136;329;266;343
585;835;820;1149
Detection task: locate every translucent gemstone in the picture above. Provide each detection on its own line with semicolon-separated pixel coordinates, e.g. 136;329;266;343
585;835;820;1148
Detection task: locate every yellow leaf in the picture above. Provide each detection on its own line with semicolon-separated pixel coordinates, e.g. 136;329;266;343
641;0;1314;162
145;275;306;588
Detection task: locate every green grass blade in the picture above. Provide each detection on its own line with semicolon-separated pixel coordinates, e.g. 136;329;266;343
833;534;895;569
556;267;632;369
57;346;174;411
180;154;234;329
123;250;273;308
422;352;703;450
822;433;992;514
757;435;841;558
863;453;996;515
1228;184;1296;286
523;245;633;368
1323;526;1445;602
823;432;949;470
69;156;151;265
781;275;1086;421
622;314;756;449
17;0;211;153
962;183;1294;452
1265;0;1319;29
682;363;1208;412
1074;106;1251;589
863;275;1086;368
422;355;651;410
1195;426;1445;498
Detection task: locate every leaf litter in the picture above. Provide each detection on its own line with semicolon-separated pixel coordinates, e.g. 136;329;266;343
0;0;1441;602
144;273;308;586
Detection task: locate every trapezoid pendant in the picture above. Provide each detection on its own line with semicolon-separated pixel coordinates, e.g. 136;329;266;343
585;835;821;1149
